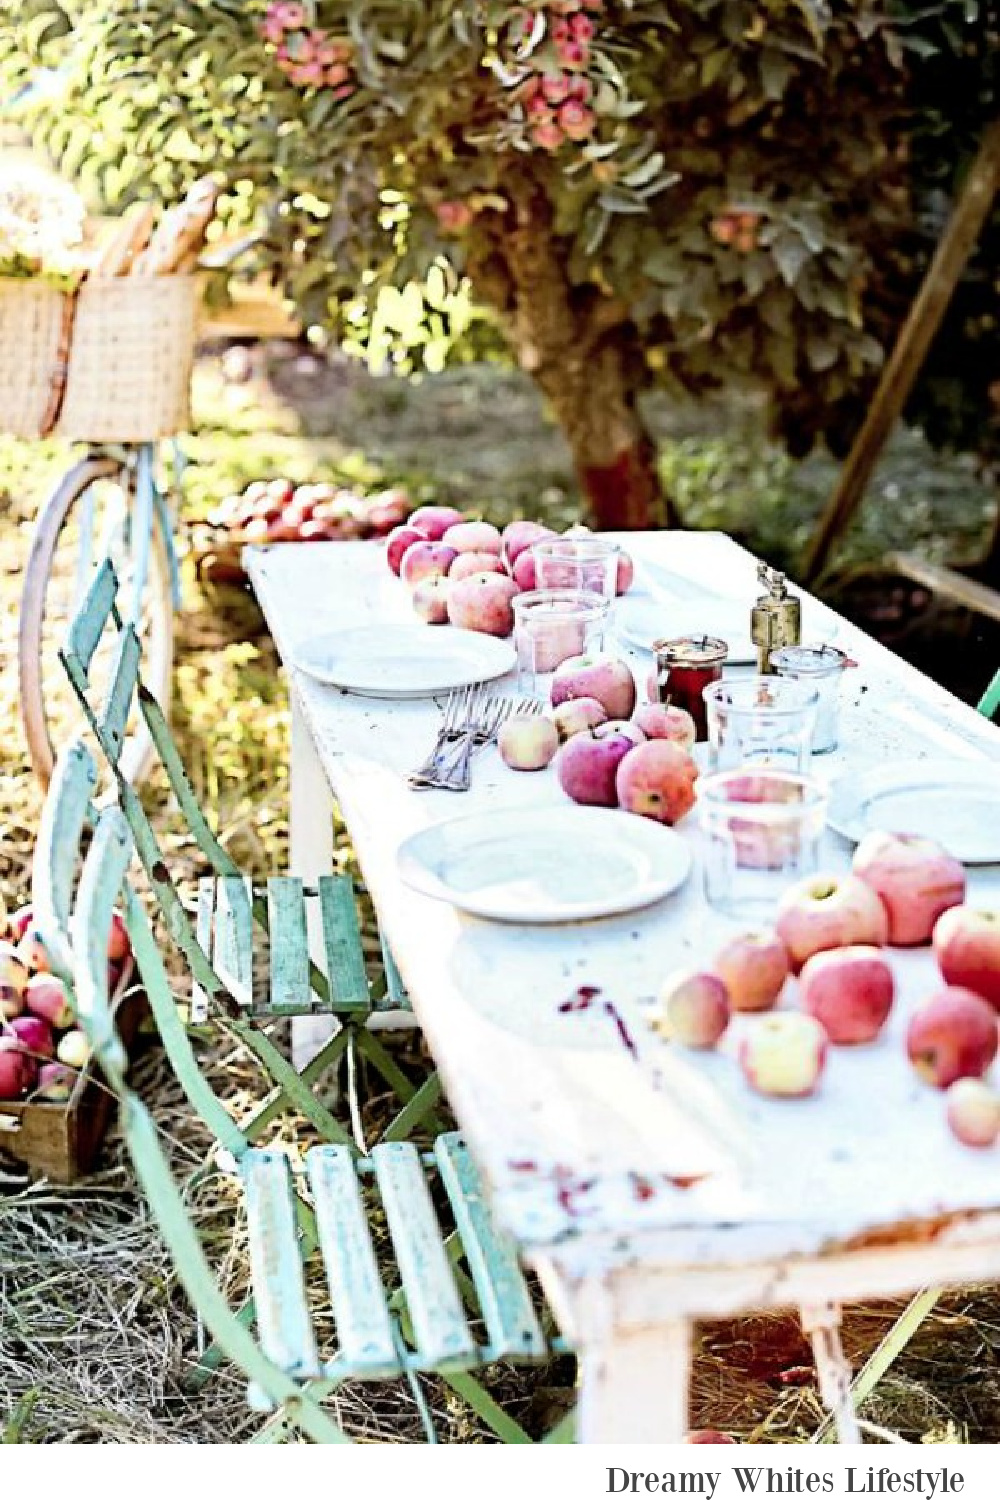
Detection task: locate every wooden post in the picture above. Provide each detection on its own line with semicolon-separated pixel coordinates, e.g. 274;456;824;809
802;118;1000;585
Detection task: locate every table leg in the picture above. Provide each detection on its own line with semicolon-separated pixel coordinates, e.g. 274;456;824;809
289;688;338;1070
801;1302;861;1445
578;1317;692;1443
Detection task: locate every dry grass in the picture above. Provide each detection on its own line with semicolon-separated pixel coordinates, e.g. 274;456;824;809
0;351;997;1444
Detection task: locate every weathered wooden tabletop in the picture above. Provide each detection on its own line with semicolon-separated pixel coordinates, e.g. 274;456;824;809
245;533;1000;1298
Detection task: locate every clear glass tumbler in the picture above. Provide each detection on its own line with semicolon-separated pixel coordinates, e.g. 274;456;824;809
531;536;621;603
703;675;819;773
512;588;610;695
770;643;852;754
698;769;828;923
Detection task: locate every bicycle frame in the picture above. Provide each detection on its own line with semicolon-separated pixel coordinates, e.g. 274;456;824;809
80;440;182;621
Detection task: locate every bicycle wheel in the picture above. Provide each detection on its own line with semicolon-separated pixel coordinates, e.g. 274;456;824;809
18;452;175;789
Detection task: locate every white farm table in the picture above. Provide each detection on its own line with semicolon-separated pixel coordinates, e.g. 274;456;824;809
245;531;1000;1444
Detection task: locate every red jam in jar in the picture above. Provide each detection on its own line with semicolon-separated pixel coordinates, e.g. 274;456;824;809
653;634;729;741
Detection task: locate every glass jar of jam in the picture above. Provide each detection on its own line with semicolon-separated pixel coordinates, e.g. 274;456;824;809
653;634;729;741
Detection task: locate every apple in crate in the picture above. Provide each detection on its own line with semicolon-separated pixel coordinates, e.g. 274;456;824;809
799;945;895;1044
9;1015;55;1060
775;873;889;972
57;1029;91;1070
906;987;998;1088
616;741;698;825
8;905;34;943
852;831;965;946
945;1078;1000;1148
498;715;559;772
449;550;507;582
932;906;1000;1012
632;702;696;751
411;576;451;625
656;970;730;1049
408;504;465;542
35;1061;77;1102
712;931;789;1013
17;924;54;973
550;654;636;721
386;524;427;576
502;521;554;571
24;973;74;1030
0;941;28;1020
108;910;130;963
556;722;638;808
739;1013;828;1099
0;1036;37;1100
550;697;608;743
443;520;503;555
447;572;518;637
400;541;458;589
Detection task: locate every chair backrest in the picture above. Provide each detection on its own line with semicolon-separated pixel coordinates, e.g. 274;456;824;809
978;668;1000;721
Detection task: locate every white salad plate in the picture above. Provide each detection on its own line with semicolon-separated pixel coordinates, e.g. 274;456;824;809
616;592;758;665
396;805;693;923
827;758;1000;864
292;625;515;698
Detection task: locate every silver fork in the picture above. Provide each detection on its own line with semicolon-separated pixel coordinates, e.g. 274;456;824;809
407;682;479;789
444;694;542;792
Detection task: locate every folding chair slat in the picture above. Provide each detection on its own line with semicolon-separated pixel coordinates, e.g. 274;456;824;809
435;1133;546;1361
305;1146;399;1375
99;625;141;761
214;875;253;1008
33;743;99;980
241;1149;321;1379
190;878;216;1023
61;556;118;685
266;878;311;1014
318;876;369;1011
372;1143;475;1368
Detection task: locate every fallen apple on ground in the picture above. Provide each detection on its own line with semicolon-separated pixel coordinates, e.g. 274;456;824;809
799;945;895;1044
656;970;730;1049
932;905;1000;1013
852;830;965;946
615;740;699;825
906;987;998;1088
775;873;889;972
739;1012;828;1099
712;931;789;1013
945;1078;1000;1148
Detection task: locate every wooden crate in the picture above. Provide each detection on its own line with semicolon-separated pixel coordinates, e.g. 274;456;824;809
0;968;147;1183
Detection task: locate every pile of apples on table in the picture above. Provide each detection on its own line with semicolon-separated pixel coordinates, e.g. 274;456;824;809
658;832;1000;1149
0;901;131;1104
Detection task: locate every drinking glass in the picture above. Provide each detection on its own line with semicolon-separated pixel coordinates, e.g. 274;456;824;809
698;770;828;922
512;588;610;695
703;675;819;773
531;537;621;603
770;643;852;754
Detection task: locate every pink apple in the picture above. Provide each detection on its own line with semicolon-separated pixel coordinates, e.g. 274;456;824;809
502;521;554;570
35;1061;77;1102
550;654;636;721
549;697;608;743
0;1036;36;1099
498;715;559;771
442;520;503;555
8;1015;55;1060
932;906;1000;1013
399;540;458;589
602;719;646;747
712;931;789;1013
407;504;465;541
906;987;998;1088
8;905;33;943
555;722;637;807
446;572;519;636
511;549;538;591
23;973;74;1030
411;576;451;625
685;1432;737;1445
657;970;730;1049
632;702;696;751
775;873;889;972
0;941;28;1020
17;924;55;974
108;910;130;963
385;524;427;575
738;1013;828;1099
448;550;508;582
853;831;966;946
799;945;895;1044
945;1078;1000;1148
615;741;698;825
615;551;635;595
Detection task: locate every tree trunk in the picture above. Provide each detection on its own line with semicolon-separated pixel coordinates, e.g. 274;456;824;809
468;178;676;531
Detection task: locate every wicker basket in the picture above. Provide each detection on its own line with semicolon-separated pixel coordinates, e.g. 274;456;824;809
0;273;201;442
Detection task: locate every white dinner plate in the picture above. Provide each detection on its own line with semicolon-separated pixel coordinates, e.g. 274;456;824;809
396;805;693;923
828;758;1000;864
616;592;758;664
292;625;515;697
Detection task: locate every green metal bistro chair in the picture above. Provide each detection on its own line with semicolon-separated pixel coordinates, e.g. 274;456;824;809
55;557;443;1152
978;667;1000;722
42;766;570;1443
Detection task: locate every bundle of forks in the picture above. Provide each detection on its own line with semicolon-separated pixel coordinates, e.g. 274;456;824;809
408;682;541;791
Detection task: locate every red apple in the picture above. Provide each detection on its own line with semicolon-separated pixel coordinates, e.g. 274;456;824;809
0;941;28;1020
386;524;427;575
497;715;559;771
712;931;789;1013
550;654;636;721
549;697;608;743
615;741;698;825
853;831;966;946
632;702;696;751
8;1014;55;1060
511;549;539;591
775;873;889;972
502;521;555;571
0;1041;34;1099
799;945;895;1044
407;504;465;541
615;551;635;595
23;973;74;1030
108;910;130;963
555;722;637;808
399;541;458;589
932;906;1000;1013
411;576;451;625
906;987;997;1088
448;550;508;582
442;520;503;555
446;572;519;637
738;1013;828;1099
685;1431;737;1445
657;970;730;1049
945;1078;1000;1148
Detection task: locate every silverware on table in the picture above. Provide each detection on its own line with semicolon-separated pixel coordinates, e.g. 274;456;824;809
408;685;541;791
